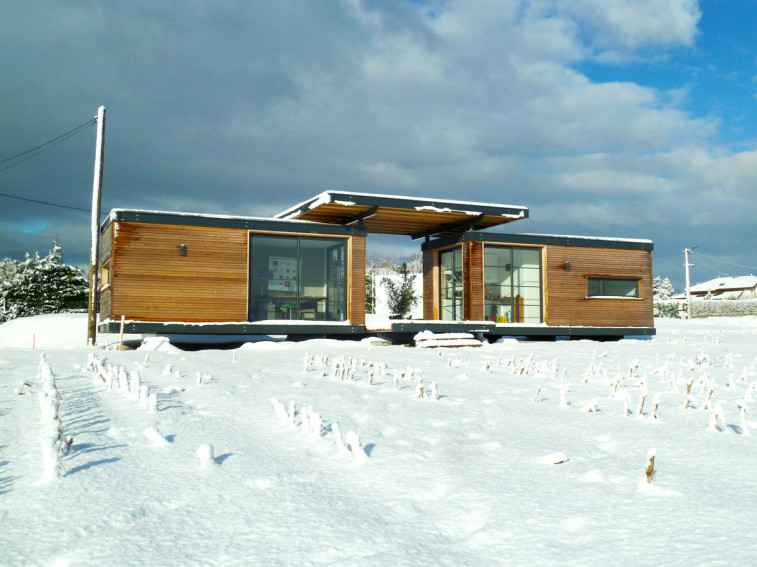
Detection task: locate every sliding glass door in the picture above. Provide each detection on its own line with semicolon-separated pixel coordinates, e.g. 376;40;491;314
483;246;542;323
249;234;347;322
439;247;463;321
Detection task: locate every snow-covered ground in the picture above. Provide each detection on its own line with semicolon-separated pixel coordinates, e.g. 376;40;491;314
2;314;757;566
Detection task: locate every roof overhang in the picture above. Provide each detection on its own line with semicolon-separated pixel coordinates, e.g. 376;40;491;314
274;191;528;239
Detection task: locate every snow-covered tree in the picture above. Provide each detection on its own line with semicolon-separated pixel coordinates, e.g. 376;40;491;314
653;276;676;300
0;241;88;323
366;264;376;314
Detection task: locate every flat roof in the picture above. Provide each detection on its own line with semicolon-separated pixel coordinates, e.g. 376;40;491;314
275;191;528;238
102;209;365;236
422;231;654;251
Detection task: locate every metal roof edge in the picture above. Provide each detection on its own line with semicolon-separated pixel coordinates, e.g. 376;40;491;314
422;231;654;251
103;208;366;236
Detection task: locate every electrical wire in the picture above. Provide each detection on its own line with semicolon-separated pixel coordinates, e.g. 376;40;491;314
690;250;757;272
0;117;96;170
0;191;93;213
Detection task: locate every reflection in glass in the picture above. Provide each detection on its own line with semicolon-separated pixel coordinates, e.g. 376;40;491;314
249;235;347;321
440;247;463;321
484;246;542;323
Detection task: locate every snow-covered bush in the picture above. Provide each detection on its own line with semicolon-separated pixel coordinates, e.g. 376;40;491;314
691;299;757;318
1;242;87;323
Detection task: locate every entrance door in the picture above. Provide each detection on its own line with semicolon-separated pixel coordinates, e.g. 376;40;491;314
483;246;542;323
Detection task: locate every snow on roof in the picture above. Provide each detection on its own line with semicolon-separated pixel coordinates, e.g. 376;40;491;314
107;208;327;226
511;232;653;245
276;190;528;220
689;275;757;293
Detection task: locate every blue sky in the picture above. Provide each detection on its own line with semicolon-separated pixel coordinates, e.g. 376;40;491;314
578;0;757;146
1;0;756;290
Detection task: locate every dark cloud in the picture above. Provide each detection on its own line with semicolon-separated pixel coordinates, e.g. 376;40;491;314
1;0;755;290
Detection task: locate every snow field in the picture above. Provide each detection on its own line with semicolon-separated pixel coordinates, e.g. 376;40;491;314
2;316;757;564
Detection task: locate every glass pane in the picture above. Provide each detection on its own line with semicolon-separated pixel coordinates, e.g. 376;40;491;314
299;238;346;322
513;248;542;323
588;278;639;298
484;245;542;323
249;235;298;321
440;247;463;321
484;247;513;322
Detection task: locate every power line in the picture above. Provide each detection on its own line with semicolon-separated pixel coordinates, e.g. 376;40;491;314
0;191;101;214
0;117;97;170
690;250;757;272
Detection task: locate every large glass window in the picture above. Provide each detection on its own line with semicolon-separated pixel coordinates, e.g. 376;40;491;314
484;246;542;323
587;278;639;298
249;235;347;322
440;247;463;321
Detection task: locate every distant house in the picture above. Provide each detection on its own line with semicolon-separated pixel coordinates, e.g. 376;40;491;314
688;276;757;299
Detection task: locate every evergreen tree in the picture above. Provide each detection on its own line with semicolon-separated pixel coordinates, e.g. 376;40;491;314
653;276;676;300
366;265;376;314
0;241;88;323
383;262;418;318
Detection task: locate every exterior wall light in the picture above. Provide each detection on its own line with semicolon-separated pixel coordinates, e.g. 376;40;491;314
565;261;571;271
179;244;187;256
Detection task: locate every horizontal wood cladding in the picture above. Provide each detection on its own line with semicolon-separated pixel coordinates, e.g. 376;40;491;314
350;236;366;326
544;245;654;328
423;248;436;320
99;224;114;320
101;224;113;264
464;241;484;321
100;288;111;320
110;222;248;322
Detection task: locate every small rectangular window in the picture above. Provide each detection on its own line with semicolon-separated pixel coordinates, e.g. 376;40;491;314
587;278;639;298
101;266;110;288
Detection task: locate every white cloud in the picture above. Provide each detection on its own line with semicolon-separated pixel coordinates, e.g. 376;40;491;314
559;0;701;52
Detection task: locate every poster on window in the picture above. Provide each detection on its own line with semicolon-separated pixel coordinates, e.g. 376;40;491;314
268;257;297;291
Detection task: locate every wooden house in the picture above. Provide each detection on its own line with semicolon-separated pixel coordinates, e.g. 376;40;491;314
99;191;654;341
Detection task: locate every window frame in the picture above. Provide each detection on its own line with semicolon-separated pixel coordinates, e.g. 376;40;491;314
586;277;641;299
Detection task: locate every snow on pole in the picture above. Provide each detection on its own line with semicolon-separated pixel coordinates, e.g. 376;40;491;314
345;431;368;463
119;315;125;350
271;398;288;425
148;393;158;413
737;400;749;435
415;380;424;399
288;401;296;427
143;425;169;446
309;408;322;437
196;444;216;467
88;105;106;347
332;422;347;455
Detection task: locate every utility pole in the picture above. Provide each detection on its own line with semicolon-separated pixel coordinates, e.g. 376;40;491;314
684;246;696;319
87;106;106;346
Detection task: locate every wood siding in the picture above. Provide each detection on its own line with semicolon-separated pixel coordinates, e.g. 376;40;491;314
108;222;365;325
422;248;437;320
99;224;113;320
110;222;248;322
349;235;366;326
463;241;484;321
544;245;653;327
